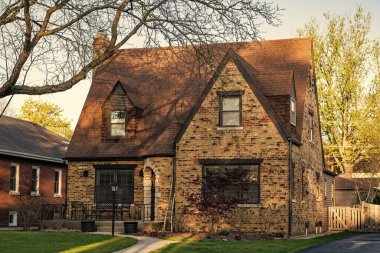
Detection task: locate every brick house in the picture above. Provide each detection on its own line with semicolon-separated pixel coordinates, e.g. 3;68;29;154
66;35;333;236
0;116;68;227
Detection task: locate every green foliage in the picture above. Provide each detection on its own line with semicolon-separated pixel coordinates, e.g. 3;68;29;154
298;7;380;174
0;231;137;253
17;98;73;139
153;231;356;253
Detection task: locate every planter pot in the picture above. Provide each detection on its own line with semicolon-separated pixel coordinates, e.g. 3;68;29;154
124;221;138;233
81;220;95;232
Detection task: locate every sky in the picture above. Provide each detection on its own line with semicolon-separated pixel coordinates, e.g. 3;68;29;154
2;0;380;129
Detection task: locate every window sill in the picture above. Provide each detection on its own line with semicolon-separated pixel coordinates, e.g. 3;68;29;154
301;200;306;204
217;126;243;131
31;192;40;197
9;191;20;196
237;203;261;208
54;194;62;198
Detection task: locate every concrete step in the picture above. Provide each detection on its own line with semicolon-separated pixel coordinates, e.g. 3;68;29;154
96;226;124;233
96;221;125;227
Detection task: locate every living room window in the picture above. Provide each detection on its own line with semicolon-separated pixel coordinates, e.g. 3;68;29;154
290;98;296;126
54;169;62;197
202;164;260;204
31;167;40;195
95;169;134;204
110;111;126;137
9;163;19;193
218;91;242;127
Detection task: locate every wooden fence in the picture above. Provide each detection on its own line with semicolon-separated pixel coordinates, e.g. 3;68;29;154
329;202;380;232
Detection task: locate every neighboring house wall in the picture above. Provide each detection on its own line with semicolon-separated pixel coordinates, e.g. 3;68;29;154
175;60;290;235
0;155;66;227
335;190;359;206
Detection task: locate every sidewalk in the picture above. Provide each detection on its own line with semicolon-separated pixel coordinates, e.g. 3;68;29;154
291;231;341;240
91;232;177;253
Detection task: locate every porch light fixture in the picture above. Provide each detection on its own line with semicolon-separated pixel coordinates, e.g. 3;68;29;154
110;182;118;236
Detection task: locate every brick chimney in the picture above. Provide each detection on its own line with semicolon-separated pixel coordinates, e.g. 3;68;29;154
92;32;110;60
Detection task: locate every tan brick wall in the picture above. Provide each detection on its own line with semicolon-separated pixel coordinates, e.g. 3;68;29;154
67;160;144;206
291;74;325;235
67;158;173;221
175;60;290;235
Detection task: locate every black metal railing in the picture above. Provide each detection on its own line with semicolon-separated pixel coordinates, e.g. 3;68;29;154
40;203;153;221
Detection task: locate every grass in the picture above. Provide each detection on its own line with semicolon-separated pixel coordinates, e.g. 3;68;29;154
0;231;137;253
153;231;357;253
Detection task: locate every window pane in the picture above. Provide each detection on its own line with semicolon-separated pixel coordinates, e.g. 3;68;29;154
222;97;240;111
54;171;59;194
291;99;296;112
222;112;240;126
111;111;126;123
10;166;16;177
111;124;125;136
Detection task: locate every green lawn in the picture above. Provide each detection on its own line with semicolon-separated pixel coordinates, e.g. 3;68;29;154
0;231;137;253
153;231;356;253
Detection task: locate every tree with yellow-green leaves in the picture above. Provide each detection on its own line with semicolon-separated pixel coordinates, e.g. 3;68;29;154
17;98;73;139
298;7;380;174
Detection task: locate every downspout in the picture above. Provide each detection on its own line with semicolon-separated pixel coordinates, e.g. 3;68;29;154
164;142;177;232
288;138;293;237
64;160;69;218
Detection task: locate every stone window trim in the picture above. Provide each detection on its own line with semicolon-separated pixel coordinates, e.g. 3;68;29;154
31;166;40;196
9;163;20;194
9;211;17;227
218;90;244;127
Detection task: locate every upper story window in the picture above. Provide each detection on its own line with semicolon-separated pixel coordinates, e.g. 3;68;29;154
9;163;19;193
31;167;40;195
219;91;242;127
110;111;126;137
290;98;296;126
309;111;314;143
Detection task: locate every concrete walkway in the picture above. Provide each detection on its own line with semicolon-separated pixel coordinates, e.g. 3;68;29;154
91;232;177;253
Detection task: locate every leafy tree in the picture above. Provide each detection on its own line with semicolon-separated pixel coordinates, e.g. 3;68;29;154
0;0;281;98
298;7;380;174
17;98;73;139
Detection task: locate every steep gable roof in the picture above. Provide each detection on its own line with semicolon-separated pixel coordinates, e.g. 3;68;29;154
0;116;68;163
66;38;312;159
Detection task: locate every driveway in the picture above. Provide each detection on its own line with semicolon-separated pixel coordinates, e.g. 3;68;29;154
300;233;380;253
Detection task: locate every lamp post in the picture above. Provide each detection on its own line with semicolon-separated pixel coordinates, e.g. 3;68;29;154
111;182;118;236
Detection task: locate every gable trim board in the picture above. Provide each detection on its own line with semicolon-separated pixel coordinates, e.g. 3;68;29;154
174;49;301;146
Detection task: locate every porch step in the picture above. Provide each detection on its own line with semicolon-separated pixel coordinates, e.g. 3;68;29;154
96;226;125;233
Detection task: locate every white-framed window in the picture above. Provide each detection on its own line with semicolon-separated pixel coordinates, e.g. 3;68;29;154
9;211;17;227
309;112;314;143
54;169;62;197
290;98;296;126
110;111;126;137
31;167;40;195
9;163;19;194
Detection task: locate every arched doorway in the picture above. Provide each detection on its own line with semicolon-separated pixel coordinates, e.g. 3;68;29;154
143;167;158;221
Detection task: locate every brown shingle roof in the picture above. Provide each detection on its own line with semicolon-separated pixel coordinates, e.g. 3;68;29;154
0;116;68;163
66;38;312;159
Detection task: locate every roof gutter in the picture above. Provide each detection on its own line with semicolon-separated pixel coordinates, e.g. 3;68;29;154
0;148;65;164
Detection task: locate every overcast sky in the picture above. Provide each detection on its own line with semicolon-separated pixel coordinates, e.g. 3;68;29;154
3;0;380;129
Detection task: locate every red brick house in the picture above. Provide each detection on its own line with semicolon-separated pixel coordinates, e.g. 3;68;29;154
0;116;68;227
66;35;334;236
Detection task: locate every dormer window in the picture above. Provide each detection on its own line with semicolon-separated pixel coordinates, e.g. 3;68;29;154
218;91;243;127
290;98;296;126
111;111;126;137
